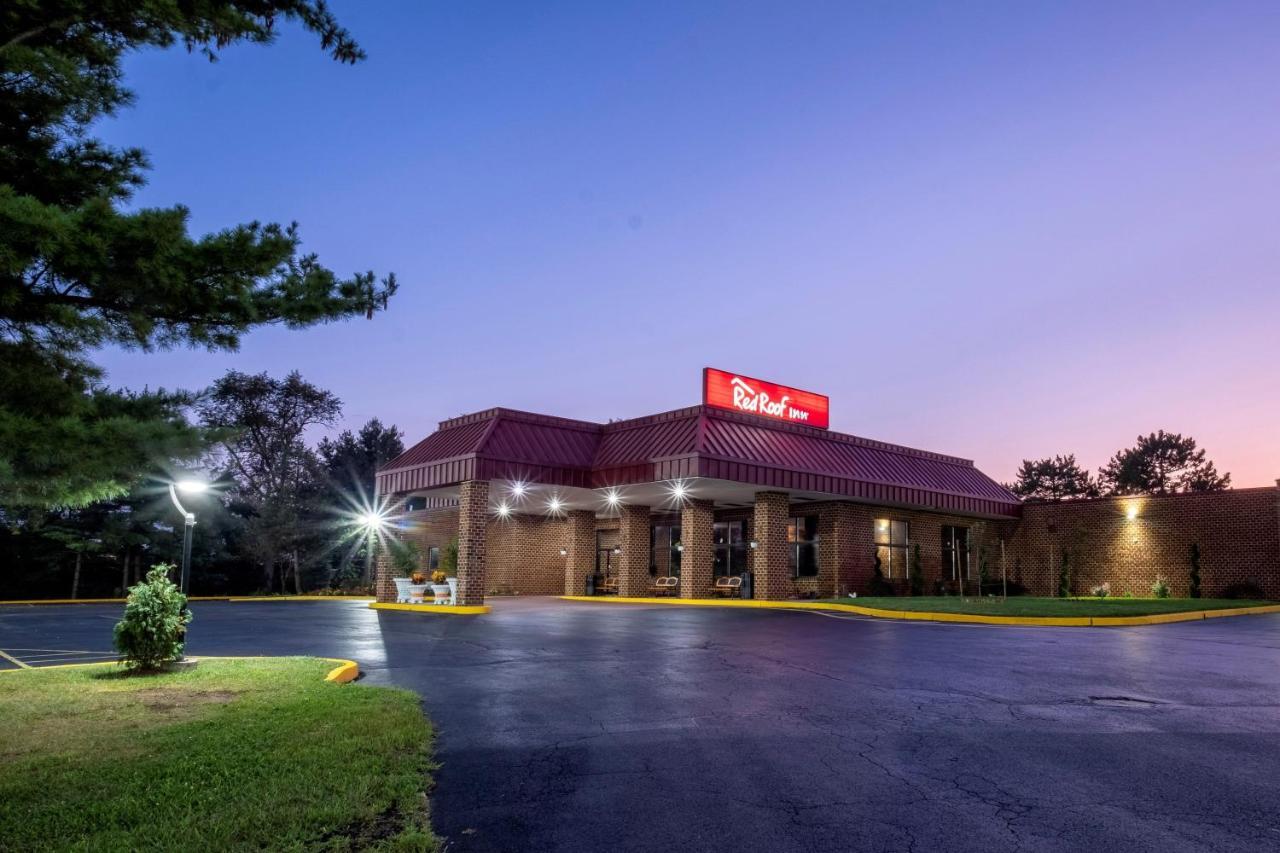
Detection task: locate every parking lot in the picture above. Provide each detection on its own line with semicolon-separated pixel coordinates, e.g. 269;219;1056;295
3;597;1279;852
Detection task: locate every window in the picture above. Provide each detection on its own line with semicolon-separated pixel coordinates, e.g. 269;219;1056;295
713;520;749;577
650;524;681;577
427;546;440;571
788;515;819;577
874;519;909;578
942;526;971;581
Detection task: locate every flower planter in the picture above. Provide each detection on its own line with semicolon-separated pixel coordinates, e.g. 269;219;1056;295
446;577;459;605
431;584;452;604
407;583;428;602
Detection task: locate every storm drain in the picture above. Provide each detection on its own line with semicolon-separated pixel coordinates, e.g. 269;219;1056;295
1089;696;1162;708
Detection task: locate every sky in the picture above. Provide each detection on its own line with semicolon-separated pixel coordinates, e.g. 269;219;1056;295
94;1;1280;486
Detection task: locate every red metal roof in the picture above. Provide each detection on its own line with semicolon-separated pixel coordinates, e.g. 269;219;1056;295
379;405;1021;517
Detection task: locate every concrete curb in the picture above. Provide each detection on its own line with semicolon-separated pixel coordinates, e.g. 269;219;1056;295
558;595;1280;627
369;602;491;615
0;596;375;606
0;655;361;681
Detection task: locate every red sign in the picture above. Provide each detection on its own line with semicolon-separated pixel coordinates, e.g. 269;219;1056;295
702;368;829;429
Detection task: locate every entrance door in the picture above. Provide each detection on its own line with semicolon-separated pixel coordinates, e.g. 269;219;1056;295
596;547;615;580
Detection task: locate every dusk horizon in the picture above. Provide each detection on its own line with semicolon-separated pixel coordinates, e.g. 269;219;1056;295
87;1;1279;487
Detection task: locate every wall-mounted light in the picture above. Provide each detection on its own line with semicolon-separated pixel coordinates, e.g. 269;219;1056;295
559;548;568;557
496;502;512;519
675;542;684;552
749;539;758;550
510;481;528;499
547;496;563;514
612;545;621;555
1126;505;1139;521
603;488;621;509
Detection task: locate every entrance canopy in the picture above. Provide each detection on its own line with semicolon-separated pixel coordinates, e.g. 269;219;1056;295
379;406;1021;519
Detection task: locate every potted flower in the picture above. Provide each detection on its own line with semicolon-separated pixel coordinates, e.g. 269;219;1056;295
430;570;451;604
408;570;428;603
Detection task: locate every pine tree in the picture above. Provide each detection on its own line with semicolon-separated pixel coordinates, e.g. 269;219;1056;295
1009;455;1100;502
1098;431;1230;496
0;3;395;508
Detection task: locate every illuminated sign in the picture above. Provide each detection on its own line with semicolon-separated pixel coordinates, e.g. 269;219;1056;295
702;368;829;429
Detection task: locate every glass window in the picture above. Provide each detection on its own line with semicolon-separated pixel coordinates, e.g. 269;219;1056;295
713;520;748;577
427;546;440;571
788;515;819;578
942;526;971;581
874;519;909;578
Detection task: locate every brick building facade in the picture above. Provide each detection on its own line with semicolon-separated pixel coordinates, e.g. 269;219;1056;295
374;375;1278;605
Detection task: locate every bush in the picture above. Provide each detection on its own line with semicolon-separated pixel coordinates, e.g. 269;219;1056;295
1151;575;1170;599
113;566;192;671
441;537;459;576
1090;582;1111;598
1221;581;1264;600
390;539;422;575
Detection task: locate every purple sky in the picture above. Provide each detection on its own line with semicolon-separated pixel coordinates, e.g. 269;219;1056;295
95;1;1280;486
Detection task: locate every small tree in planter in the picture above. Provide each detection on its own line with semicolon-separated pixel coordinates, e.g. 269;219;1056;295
908;543;924;597
113;566;192;671
1189;543;1202;599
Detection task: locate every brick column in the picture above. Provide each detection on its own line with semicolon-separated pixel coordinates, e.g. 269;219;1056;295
565;510;596;596
374;541;396;602
680;499;715;598
456;480;489;606
753;492;792;600
819;503;861;598
617;503;652;597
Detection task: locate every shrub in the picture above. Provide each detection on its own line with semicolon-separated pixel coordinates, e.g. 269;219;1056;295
869;551;893;596
908;543;924;597
113;566;192;671
1188;543;1201;599
391;539;422;575
441;537;459;576
1090;582;1111;598
1221;581;1264;600
1151;575;1171;599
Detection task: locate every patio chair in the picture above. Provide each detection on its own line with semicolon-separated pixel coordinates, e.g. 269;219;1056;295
649;576;678;596
711;576;743;597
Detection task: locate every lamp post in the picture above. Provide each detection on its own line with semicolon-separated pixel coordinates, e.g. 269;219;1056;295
168;479;207;595
358;509;389;588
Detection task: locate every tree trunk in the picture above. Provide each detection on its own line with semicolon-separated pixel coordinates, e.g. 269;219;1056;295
263;553;276;593
121;551;131;596
71;552;82;599
293;550;302;595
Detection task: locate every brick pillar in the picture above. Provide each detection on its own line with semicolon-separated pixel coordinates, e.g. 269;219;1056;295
374;540;396;602
753;492;791;600
819;503;860;598
565;510;596;596
456;480;489;606
617;504;652;597
680;499;714;598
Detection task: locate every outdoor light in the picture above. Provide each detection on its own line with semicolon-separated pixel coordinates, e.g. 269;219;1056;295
612;545;621;555
559;548;568;557
167;476;207;595
510;481;528;499
749;539;759;550
496;502;512;519
548;496;563;514
604;488;621;508
671;482;687;501
1126;505;1139;521
675;543;684;552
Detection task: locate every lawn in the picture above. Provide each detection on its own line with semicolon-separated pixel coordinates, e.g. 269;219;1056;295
815;596;1277;618
0;658;437;851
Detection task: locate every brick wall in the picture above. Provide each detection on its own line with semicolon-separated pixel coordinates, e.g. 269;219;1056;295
1003;487;1280;599
617;504;652;596
680;499;714;598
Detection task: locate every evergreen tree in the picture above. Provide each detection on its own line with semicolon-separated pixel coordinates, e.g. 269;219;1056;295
1098;431;1230;495
1009;455;1099;502
0;2;395;508
317;419;405;506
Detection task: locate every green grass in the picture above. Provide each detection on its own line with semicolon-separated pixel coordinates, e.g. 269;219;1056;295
0;658;437;852
815;596;1276;617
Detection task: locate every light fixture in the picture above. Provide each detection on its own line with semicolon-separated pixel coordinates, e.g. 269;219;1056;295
1126;505;1138;521
175;479;208;494
547;496;563;514
612;545;621;555
559;548;568;557
167;477;207;596
496;502;512;519
510;481;528;499
671;481;687;501
604;488;621;508
358;509;389;531
749;539;758;550
675;542;684;552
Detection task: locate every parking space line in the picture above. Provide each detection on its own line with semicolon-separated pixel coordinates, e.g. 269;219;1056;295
0;649;31;669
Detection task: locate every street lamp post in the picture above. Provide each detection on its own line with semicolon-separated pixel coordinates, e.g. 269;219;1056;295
168;479;207;595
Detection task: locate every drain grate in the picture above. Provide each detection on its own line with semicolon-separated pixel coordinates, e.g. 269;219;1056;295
1089;695;1161;708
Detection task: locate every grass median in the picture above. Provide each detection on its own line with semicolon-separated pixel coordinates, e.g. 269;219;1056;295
0;657;437;851
815;595;1275;618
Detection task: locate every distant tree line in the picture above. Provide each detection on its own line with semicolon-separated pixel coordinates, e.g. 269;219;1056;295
0;369;407;599
1009;431;1230;502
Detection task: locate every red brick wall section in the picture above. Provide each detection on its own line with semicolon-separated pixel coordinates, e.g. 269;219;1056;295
752;492;792;600
456;480;489;605
617;504;652;597
1004;487;1280;599
565;511;595;596
484;513;567;595
680;499;715;598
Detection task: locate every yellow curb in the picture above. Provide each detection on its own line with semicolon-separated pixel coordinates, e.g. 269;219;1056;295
558;596;1280;627
0;596;374;606
369;602;491;615
0;655;360;681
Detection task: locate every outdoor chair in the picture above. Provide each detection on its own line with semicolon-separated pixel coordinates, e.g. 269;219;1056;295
649;576;678;596
711;576;743;597
598;576;619;595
